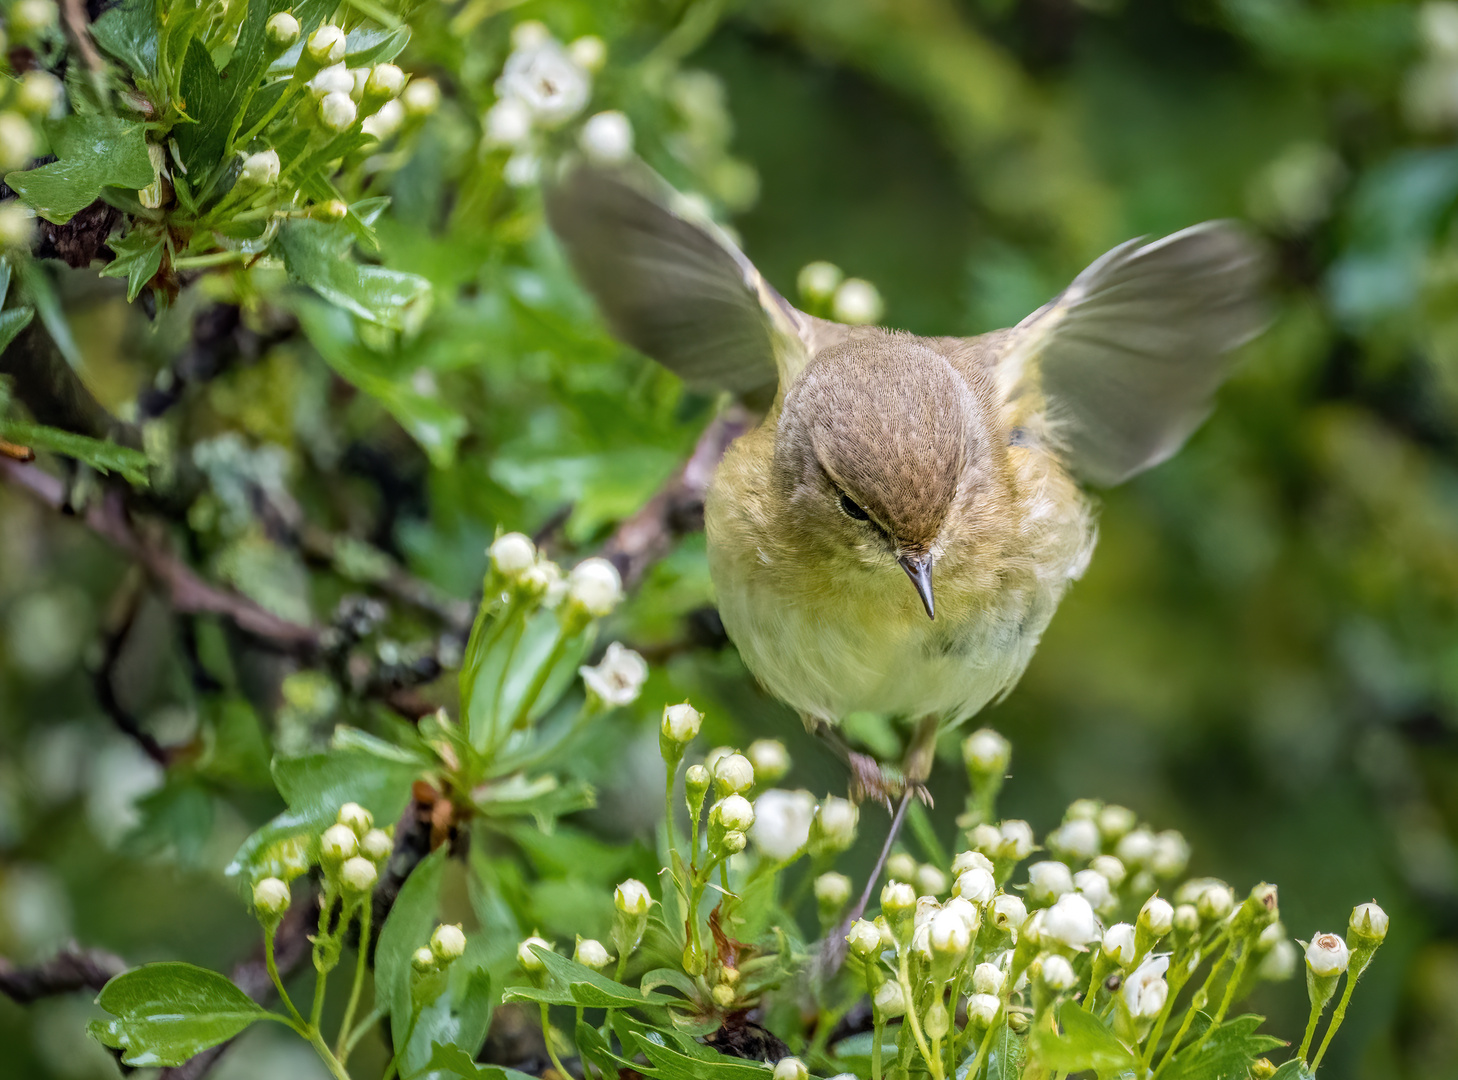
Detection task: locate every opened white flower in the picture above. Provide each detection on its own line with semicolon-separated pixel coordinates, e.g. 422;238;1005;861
749;788;815;860
496;39;590;127
579;642;648;707
1123;955;1170;1018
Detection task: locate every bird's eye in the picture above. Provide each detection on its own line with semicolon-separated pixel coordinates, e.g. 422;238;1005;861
839;493;870;521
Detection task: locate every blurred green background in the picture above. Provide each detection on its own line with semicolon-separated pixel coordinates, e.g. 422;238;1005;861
3;0;1456;1076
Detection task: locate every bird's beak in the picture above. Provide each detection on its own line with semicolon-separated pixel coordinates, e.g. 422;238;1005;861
897;554;935;620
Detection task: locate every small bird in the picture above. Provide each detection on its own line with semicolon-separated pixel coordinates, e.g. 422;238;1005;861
547;163;1266;825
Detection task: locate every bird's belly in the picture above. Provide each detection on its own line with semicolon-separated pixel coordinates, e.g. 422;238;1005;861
711;556;1054;726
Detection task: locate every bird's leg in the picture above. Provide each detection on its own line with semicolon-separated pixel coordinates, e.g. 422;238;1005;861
820;715;941;976
805;717;905;810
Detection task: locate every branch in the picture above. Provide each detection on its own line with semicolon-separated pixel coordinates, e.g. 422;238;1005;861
93;568;176;766
600;405;754;589
0;945;127;1003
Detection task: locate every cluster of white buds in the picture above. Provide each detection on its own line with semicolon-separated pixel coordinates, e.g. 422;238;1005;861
578;641;648;708
320;802;391;897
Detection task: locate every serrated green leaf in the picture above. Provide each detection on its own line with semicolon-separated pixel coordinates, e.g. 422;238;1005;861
91;0;158;80
98;227;164;302
376;847;447;1054
174;39;230;173
1161;1014;1286;1080
984;1022;1026;1080
276;218;432;330
89;962;264;1067
625;1029;776;1080
401;961;494;1076
1029;1003;1139;1074
7;115;155;224
426;1042;538;1080
0;419;149;485
0;304;33;355
503;944;679;1010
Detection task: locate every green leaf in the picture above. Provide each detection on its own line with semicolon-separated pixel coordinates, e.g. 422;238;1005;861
124;780;214;867
1029;1004;1139;1074
0;419;148;485
1161;1015;1286;1080
624;1028;776;1080
984;1022;1027;1080
92;0;158;80
1270;1061;1315;1080
401;961;494;1076
375;846;447;1054
174;39;230;173
576;1019;622;1077
503;944;680;1010
14;258;82;369
426;1042;538;1080
276;219;432;330
89;962;264;1067
474;775;596;830
0;304;34;354
267;23;411;77
98;227;165;302
7;115;155;224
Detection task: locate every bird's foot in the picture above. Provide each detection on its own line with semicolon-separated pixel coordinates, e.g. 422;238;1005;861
847;753;933;810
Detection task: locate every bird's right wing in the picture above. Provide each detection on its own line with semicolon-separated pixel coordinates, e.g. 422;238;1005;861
996;222;1269;487
545;163;831;394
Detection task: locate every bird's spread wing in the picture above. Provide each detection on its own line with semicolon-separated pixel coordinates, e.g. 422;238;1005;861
545;162;824;393
996;222;1269;487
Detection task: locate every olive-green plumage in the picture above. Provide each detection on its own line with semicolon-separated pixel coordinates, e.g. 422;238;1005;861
547;163;1268;745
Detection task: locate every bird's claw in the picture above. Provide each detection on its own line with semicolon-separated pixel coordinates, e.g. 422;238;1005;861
847;753;933;810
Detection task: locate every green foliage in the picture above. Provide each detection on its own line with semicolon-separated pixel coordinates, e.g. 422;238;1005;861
88;962;265;1066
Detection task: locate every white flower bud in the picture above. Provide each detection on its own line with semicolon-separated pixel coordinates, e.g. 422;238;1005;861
401;79;441;118
750;789;815;860
430;923;467;961
1305;933;1350;977
252;877;291;918
366;64;406;100
967;992;1001;1027
832;278;884;324
1151;830;1190;878
489;532;536;577
873;980;907;1017
661;702;702;744
319;91;357;132
306;24;347;67
1042;893;1100;948
1026;860;1074;903
1350;901;1388;944
574;937;611;970
772;1057;808;1080
970;823;1003;854
580;110;634;163
308;63;353;100
266;12;300;49
712;793;755;832
567;557;622;616
815;872;852;910
915;865;949;898
238;148;280;188
881;880;917;918
952;850;995;876
411;946;436;972
719;829;747;855
963;727;1012;775
886;853;918;884
568;35;607;72
998;820;1035;861
506;153;541;187
713;752;755;796
485;97;533;147
615;879;651;915
1102;922;1137;966
313;198;349;222
0;112;37;172
990;893;1028;934
320;823;358;862
341;855;378;894
929;907;972;958
337;801;373;836
746;739;790;784
517;936;551;972
511;20;551;50
1115;828;1156;867
1074;869;1112;912
1197;882;1235;922
10;0;57;39
845;919;882;957
954;867;996;905
1038;953;1078;991
0;202;34;250
1098;804;1137;840
1259;938;1298;981
943;896;981;934
797;261;843;301
1174;904;1200;935
1257;921;1286;953
1123;955;1170;1018
579;642;648;707
972;961;1005;996
1090;855;1126;889
1048;819;1101;861
360;828;393;862
1138;896;1174;937
1067;798;1101;821
14;71;61;117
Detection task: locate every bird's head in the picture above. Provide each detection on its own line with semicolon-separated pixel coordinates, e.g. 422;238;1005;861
773;335;990;620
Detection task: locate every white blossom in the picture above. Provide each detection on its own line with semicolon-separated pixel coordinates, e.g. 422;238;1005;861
845;919;882;957
873;980;906;1017
252;877;290;918
916;865;949;898
1038;954;1078;990
1123;955;1170;1018
749;789;815;860
746;739;789;783
1074;868;1112;912
772;1057;808;1080
1116;828;1156;867
15;71;61;117
614;878;652;915
711;794;755;832
971;961;1004;996
998;820;1036;860
308;63;354;99
579;642;648;707
0;112;37;172
401;79;441;117
1048;818;1101;861
1090;854;1126;888
966;993;1001;1026
1098;804;1137;840
713;752;755;796
1350;901;1388;944
340;855;377;893
239;149;280;187
1026;860;1074;903
361;828;393;862
319;91;358;133
431;923;467;961
1151;830;1190;878
815;872;851;910
952;850;994;876
363;99;405;140
320;823;357;862
881;880;917;918
517;936;551;972
306;24;347;67
1139;896;1174;937
954;867;996;905
496;39;590;127
266;12;299;49
366;64;406;100
574;937;610;970
568;35;607;72
1259;938;1298;980
0;203;35;250
797;261;842;301
989;893;1028;934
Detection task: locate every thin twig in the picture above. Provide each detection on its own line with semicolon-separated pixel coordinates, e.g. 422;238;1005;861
0;945;127;1003
92;568;175;766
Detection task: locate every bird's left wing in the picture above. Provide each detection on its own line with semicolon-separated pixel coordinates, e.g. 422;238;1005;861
545;162;832;393
996;222;1269;487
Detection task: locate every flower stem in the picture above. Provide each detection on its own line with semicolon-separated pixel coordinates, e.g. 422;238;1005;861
335;897;373;1059
265;927;305;1027
540;1003;572;1079
508;624;572;731
1311;966;1363;1068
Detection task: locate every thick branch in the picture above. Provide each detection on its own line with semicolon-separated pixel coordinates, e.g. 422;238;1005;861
600;405;753;589
0;945;127;1003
